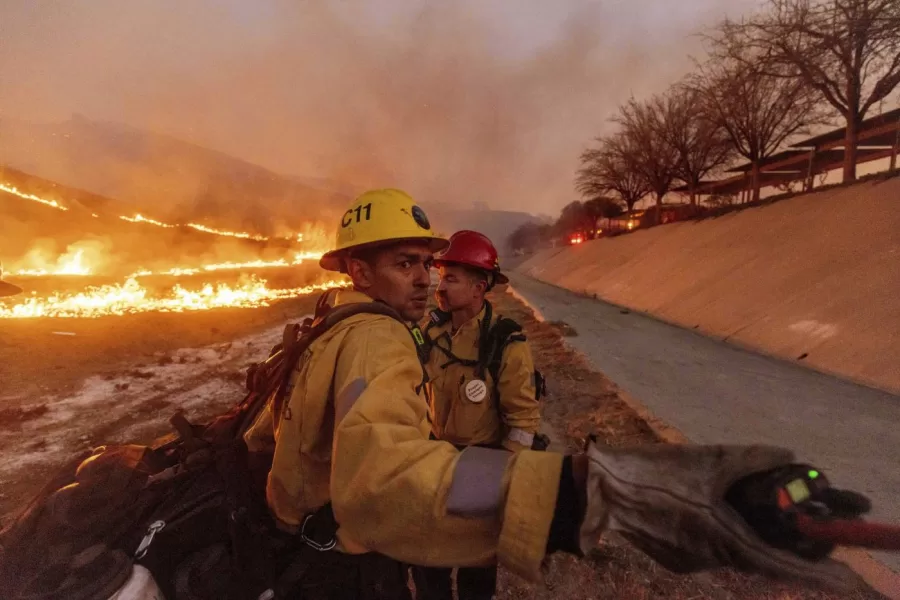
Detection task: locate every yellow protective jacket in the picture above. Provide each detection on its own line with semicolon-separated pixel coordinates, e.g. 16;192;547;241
422;303;541;452
242;289;561;580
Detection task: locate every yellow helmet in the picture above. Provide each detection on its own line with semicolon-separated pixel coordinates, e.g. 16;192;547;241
319;189;449;272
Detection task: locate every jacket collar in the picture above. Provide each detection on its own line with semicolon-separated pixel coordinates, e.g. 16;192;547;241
451;303;488;338
430;302;489;362
333;288;377;307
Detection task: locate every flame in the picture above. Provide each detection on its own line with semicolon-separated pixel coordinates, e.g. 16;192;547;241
3;180;336;322
139;259;295;278
119;214;320;244
185;222;269;241
14;249;326;279
4;179;327;245
0;276;349;319
293;251;322;263
119;214;177;228
0;182;68;211
15;248;92;276
125;252;324;278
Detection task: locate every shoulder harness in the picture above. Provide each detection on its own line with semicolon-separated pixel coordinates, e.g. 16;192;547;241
421;301;546;402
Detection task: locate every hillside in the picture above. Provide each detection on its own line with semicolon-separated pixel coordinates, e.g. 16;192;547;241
1;162;543;281
0;116;545;252
518;174;900;393
418;203;546;258
0;166;310;278
0;115;347;235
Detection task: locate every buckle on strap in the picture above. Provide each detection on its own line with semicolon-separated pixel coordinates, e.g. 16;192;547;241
300;513;337;551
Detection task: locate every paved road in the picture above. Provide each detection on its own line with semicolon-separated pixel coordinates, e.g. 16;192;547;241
509;273;900;572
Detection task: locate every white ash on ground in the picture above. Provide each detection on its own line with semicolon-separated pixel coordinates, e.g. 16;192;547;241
0;319;307;491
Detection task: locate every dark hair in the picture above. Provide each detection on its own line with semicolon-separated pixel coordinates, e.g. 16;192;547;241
340;243;385;274
462;265;492;290
347;246;380;265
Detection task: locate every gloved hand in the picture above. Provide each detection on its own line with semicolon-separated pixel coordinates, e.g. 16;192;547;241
578;440;863;592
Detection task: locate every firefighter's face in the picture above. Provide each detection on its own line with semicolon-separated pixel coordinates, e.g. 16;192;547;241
436;264;486;313
347;242;434;321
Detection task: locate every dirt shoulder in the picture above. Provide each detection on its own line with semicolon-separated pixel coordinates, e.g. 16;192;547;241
488;288;885;600
0;294;321;403
0;295;319;521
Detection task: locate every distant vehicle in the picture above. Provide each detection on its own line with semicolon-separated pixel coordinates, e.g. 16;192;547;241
569;232;585;245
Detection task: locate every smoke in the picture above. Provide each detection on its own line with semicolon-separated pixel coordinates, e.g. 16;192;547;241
0;0;762;215
9;237;113;275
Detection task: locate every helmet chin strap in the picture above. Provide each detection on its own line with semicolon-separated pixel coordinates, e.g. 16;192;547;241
485;272;496;292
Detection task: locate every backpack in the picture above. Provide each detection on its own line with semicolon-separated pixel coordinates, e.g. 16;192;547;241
0;294;416;600
420;301;550;451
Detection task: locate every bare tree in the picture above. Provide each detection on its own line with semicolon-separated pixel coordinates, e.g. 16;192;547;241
584;196;624;220
612;97;681;224
555;200;602;239
507;222;552;253
689;49;822;202
575;134;649;213
659;85;734;206
718;0;900;182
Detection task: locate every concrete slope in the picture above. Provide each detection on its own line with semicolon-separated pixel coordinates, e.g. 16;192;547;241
509;273;900;574
518;176;900;393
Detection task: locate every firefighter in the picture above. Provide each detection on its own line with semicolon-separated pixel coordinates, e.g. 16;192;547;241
246;188;856;599
412;230;541;600
0;263;23;297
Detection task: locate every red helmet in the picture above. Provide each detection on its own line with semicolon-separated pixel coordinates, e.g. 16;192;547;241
434;230;508;285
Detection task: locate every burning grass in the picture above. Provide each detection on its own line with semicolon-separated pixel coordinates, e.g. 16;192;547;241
1;179;340;318
1;175;336;318
2;178;305;244
0;274;347;318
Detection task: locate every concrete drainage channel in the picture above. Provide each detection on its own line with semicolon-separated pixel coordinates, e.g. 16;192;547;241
507;276;900;600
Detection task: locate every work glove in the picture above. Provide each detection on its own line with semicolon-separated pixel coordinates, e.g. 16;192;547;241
577;440;863;592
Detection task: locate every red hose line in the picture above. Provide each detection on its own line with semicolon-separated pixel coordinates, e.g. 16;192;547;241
797;515;900;551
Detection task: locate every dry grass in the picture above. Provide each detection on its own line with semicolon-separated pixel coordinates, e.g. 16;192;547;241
488;288;886;600
547;320;579;337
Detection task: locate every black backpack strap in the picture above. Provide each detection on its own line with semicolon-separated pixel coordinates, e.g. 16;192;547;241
479;310;551;451
482;311;525;390
411;308;451;367
427;308;452;329
313;288;339;319
427;304;495;374
474;301;494;379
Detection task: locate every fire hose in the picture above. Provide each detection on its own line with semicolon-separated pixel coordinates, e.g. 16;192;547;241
727;464;900;558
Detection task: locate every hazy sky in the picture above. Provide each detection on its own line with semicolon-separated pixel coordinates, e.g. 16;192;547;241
0;0;764;214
